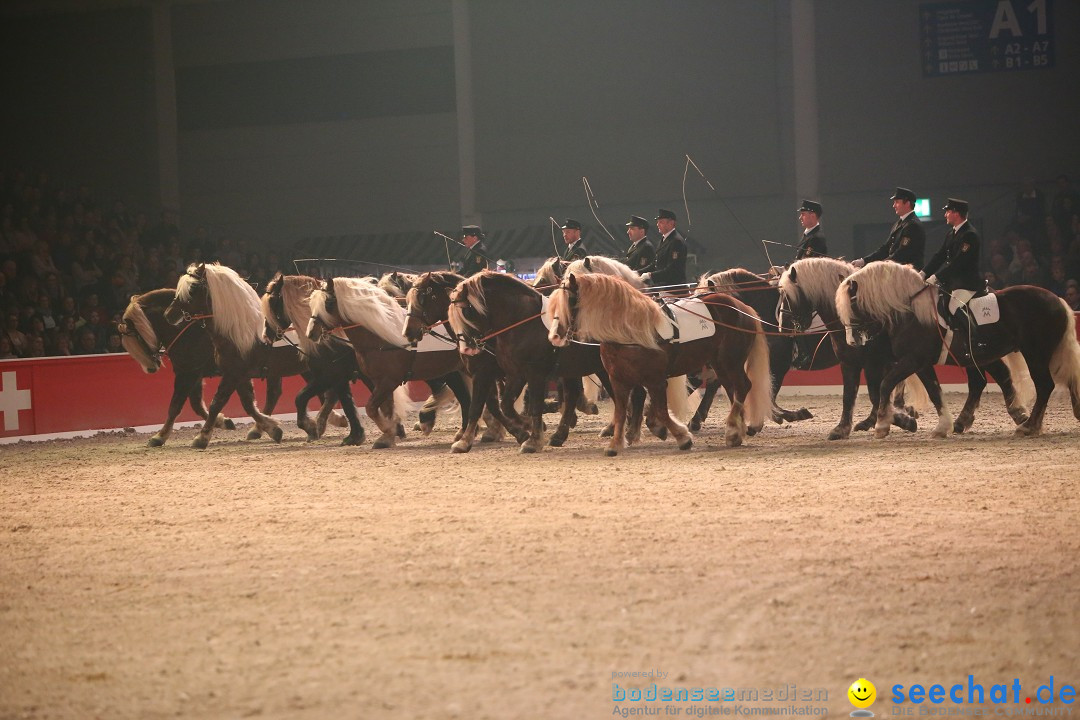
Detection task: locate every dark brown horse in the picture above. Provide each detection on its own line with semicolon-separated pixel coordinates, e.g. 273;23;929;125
307;276;469;449
446;271;616;453
164;263;306;448
839;261;1079;437
547;272;771;455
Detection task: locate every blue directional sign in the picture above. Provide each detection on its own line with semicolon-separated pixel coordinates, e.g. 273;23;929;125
920;0;1054;77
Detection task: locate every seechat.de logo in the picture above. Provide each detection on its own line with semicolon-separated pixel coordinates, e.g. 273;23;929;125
849;678;877;717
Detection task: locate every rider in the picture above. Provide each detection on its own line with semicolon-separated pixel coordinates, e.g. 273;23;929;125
642;209;688;291
461;225;489;276
560;219;588;261
624;215;655;274
921;198;981;335
852;187;925;270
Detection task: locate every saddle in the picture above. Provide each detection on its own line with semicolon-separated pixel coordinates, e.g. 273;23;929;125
935;287;999;363
655;297;716;344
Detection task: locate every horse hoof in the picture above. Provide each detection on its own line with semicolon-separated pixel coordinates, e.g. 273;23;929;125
873;428;890;439
747;423;763;437
419;423;434;436
269;426;284;443
853;419;873;432
724;434;741;448
147;436;165;448
796;408;813;421
604;448;619;457
827;428;850;441
952;421;966;434
395;424;406;439
222;418;237;430
600;424;615;438
191;436;209;450
372;440;391;449
341;435;363;446
479;432;497;443
548;433;567;447
679;437;693;451
246;429;261;441
688;419;701;432
451;441;471;453
413;421;422;431
1014;424;1041;438
583;403;598;415
519;441;541;454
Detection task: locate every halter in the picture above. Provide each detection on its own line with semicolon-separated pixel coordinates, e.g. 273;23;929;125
549;281;580;344
116;317;164;367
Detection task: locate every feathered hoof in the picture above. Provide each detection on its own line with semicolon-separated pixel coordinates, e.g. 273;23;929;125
873;427;890;439
222;418;237;430
269;426;284;443
191;435;210;450
147;435;166;448
795;408;813;421
1014;423;1042;438
1008;409;1029;425
894;414;918;433
678;437;694;450
418;422;434;436
649;425;669;440
341;434;364;446
451;440;472;453
599;424;615;438
604;447;619;457
372;439;392;449
746;423;763;437
827;426;850;441
246;429;262;441
304;429;319;442
853;418;874;432
724;433;741;448
519;442;540;454
582;403;598;415
931;428;949;439
688;417;703;432
548;431;567;447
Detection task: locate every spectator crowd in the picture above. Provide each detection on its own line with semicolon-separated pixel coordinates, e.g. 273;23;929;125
1;168;1079;361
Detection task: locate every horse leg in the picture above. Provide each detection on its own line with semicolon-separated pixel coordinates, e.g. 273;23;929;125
646;378;693;451
689;377;719;432
366;384;398;449
953;366;986;434
294;375;327;441
451;372;490;453
914;365;950;439
1015;355;1055;437
605;377;631;457
248;374;283;440
185;378;235;431
626;386;647;445
985;357;1029;426
549;377;582;447
875;359;943;438
828;362;862;440
236;377;282;443
149;373;197;447
492;376;529;442
193;375;238;449
333;381;365;446
578;374;601;415
770;339;813;423
519;375;548;454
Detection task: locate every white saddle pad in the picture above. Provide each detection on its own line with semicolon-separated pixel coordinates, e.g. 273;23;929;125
271;329;301;348
948;292;1000;325
413;327;457;352
656;297;716;344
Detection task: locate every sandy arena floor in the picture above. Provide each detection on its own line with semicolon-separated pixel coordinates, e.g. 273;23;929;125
2;389;1079;720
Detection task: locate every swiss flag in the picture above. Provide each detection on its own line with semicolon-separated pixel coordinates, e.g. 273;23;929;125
0;370;33;435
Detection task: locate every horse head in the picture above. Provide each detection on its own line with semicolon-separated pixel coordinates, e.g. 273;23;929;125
546;272;579;347
119;293;164;373
260;271;289;338
403;272;458;345
165;263;209;326
777;265;814;334
306;278;338;342
838;278;881;347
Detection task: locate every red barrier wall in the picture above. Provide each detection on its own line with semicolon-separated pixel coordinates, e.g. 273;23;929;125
2;312;1077;440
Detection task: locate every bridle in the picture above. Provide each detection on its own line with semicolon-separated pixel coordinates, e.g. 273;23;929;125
116;315;163;367
550;281;580;343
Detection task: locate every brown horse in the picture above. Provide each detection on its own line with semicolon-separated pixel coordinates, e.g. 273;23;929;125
546;272;771;455
307;276;469;449
446;271;616;453
838;261;1080;437
120;288;242;446
164;263;305;448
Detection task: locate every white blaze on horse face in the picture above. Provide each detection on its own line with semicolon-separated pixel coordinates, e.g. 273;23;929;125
458;339;479;356
846;326;857;347
305;315;321;341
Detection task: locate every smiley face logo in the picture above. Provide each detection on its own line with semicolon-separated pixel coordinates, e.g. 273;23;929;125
848;678;876;717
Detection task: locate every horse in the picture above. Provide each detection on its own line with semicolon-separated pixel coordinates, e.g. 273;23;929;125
546;272;771;455
260;272;369;445
777;258;930;439
532;257;568;289
120;288;243;447
445;270;618;453
403;270;537;452
566;256;647;289
837;261;1078;437
307;276;469;449
164;263;304;448
693;268;837;430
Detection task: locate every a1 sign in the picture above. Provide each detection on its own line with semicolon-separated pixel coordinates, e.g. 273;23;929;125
920;0;1055;77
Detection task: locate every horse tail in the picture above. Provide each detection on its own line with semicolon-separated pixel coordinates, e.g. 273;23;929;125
1001;351;1035;410
898;373;930;413
583;373;602;406
1049;300;1080;419
667;375;690;422
742;318;772;430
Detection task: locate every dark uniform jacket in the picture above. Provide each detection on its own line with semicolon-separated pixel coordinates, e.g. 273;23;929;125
625;239;656;274
861;213;925;270
464;242;490;276
923;221;981;292
649;229;688;287
562;240;587;261
794;226;827;260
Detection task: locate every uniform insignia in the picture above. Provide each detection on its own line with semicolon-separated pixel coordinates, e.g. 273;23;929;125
672;252;679;259
961;243;970;252
901;237;909;246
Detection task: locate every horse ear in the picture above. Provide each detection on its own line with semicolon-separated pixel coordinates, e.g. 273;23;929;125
270;270;282;282
707;279;716;291
194;263;206;277
848;279;859;299
325;277;336;293
788;266;797;283
567;272;578;290
583;256;592;271
391;271;400;280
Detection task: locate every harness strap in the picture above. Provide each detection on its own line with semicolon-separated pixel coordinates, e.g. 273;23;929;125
163;314;212;356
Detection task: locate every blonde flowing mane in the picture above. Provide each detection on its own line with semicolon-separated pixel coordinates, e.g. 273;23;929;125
447;271;539;337
123;294;158;350
262;274;325;355
176;263;264;356
566;255;646;289
317;276;407;345
698;268;766;294
533;257;566;288
779;257;854;313
836;262;937;328
379;272;417;298
548;273;664;349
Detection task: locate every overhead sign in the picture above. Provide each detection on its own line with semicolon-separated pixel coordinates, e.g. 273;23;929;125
920;0;1054;77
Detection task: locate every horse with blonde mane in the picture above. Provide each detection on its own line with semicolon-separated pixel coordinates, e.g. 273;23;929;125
120;288;246;446
307;276;468;449
838;261;1077;437
547;272;770;455
164;263;303;448
445;271;616;453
